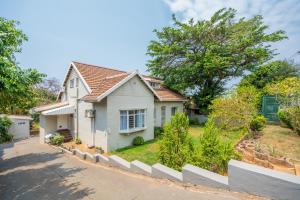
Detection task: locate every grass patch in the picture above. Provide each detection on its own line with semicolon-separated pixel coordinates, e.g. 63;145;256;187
257;125;300;160
111;139;160;165
112;125;246;165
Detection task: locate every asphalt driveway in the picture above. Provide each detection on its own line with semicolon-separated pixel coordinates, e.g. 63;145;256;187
0;137;264;200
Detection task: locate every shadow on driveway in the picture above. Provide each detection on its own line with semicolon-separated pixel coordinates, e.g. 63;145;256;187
0;151;95;200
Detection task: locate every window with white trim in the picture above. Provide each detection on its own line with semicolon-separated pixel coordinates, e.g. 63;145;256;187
161;106;166;126
76;78;79;87
70;79;74;88
171;107;177;116
149;82;160;89
120;109;146;131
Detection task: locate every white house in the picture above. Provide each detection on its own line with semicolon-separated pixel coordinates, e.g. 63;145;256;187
35;62;185;152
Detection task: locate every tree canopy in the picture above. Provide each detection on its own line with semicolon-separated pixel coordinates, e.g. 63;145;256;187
147;8;286;113
239;60;299;90
0;17;45;114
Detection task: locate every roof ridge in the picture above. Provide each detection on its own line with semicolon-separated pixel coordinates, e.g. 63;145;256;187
72;61;127;73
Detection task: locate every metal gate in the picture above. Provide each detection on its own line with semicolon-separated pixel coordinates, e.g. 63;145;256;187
262;96;279;122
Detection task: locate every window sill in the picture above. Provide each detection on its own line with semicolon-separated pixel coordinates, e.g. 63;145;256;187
119;127;147;135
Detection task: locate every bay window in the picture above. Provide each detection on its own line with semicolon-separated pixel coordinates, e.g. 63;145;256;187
120;109;146;132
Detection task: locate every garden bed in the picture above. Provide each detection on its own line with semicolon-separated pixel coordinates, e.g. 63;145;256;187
62;141;104;155
237;125;300;175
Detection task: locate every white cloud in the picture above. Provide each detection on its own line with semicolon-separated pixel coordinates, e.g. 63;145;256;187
163;0;300;62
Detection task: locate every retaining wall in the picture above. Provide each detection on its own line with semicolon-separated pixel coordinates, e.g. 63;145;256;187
57;146;300;200
228;160;300;200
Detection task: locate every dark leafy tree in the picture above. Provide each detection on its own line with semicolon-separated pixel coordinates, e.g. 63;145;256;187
239;60;299;90
147;8;287;113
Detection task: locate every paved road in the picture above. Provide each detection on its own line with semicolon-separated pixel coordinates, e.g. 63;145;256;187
0;137;264;200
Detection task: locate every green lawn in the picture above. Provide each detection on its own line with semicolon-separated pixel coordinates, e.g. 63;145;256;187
112;125;245;165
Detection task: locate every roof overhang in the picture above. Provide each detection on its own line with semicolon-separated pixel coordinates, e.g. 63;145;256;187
42;105;75;116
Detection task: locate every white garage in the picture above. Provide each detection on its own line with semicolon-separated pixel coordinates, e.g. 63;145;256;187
1;115;33;140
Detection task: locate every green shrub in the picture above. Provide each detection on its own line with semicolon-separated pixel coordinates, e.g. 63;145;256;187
277;109;292;128
189;118;200;125
154;127;163;138
0;116;13;143
287;106;300;135
250;115;267;131
159;113;194;171
132;136;144;146
191;119;239;174
50;134;64;145
74;137;82;144
278;107;300;135
210;94;257;130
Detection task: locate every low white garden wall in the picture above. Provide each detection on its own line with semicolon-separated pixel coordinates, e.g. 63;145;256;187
57;146;300;200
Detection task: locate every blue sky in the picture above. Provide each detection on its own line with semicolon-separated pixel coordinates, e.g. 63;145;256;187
1;0;300;82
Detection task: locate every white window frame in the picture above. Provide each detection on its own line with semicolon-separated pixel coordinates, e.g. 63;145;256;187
76;77;79;87
171;107;177;116
70;79;74;88
119;109;146;133
161;106;166;126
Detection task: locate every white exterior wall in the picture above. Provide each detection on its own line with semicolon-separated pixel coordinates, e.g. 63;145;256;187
77;100;93;146
39;115;57;143
61;67;92;142
106;76;154;151
154;101;184;127
56;115;69;129
8;118;31;140
94;99;108;151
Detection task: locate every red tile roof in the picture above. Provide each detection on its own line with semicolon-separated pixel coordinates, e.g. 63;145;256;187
72;61;185;101
154;86;185;101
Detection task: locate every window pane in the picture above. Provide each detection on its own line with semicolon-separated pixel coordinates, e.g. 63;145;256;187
135;112;140;128
129;115;134;129
161;106;166;126
120;110;127;115
120;115;127;130
141;112;145;127
171;107;177;116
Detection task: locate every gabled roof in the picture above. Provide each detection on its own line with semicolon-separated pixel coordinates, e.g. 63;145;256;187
60;61;185;102
73;61;127;91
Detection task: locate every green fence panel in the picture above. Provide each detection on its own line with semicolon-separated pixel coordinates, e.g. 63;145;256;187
262;96;279;122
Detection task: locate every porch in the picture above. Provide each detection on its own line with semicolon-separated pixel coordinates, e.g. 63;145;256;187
39;104;75;143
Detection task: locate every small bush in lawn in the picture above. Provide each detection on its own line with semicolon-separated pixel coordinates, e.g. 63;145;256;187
154;127;163;138
74;137;82;144
250;115;267;131
0;116;13;143
191;119;239;174
50;134;64;146
133;136;144;146
278;109;293;128
159;112;194;171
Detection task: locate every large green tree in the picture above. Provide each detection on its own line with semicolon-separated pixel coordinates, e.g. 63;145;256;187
147;8;286;113
239;60;299;90
0;17;45;114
